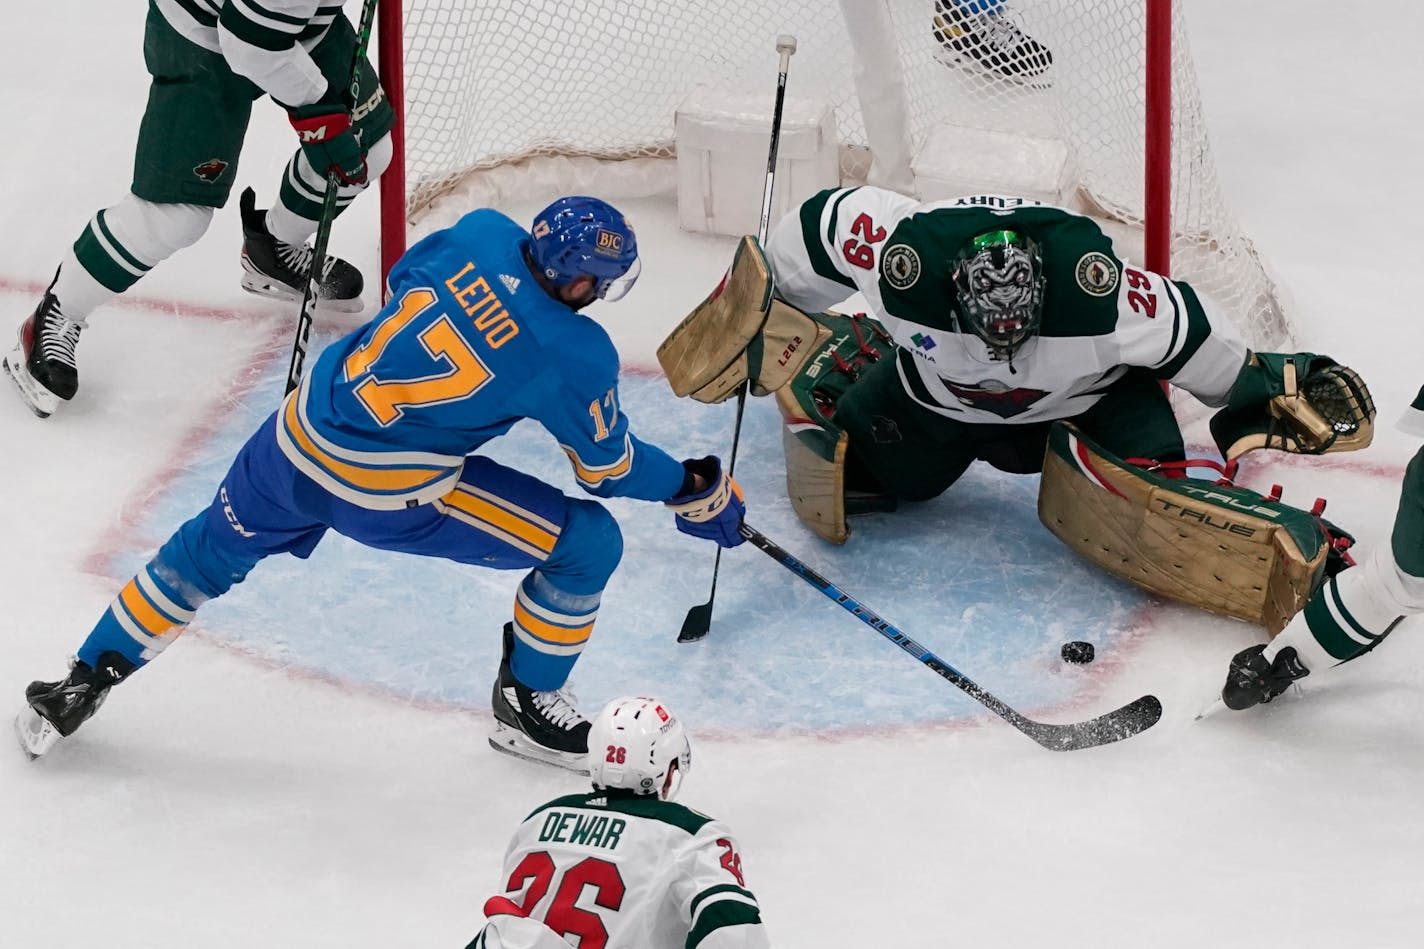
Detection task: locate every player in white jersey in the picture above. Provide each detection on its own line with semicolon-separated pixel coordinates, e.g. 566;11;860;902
1219;385;1424;709
471;697;769;949
657;186;1374;629
4;1;395;418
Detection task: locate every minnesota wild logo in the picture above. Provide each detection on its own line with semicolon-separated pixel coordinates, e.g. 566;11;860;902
193;159;229;183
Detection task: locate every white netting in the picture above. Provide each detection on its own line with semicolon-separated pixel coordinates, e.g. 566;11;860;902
396;0;1291;348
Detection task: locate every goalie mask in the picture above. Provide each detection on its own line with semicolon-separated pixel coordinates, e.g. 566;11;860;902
587;696;692;802
951;229;1046;359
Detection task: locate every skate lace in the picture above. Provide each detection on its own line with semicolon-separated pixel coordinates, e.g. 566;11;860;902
979;11;1030;49
277;240;335;281
37;310;82;370
532;688;586;730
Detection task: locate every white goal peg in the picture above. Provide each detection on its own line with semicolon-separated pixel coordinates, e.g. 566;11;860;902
776;34;798;56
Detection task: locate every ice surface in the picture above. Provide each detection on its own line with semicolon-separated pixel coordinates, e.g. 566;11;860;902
1;3;1422;947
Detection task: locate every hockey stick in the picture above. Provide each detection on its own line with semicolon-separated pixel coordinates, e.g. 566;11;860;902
678;33;798;644
283;0;381;396
739;522;1163;751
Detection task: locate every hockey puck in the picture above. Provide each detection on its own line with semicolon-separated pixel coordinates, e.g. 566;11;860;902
1061;641;1095;664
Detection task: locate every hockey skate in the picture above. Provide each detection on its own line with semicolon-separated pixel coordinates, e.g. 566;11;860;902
489;625;591;773
931;1;1053;87
1221;644;1310;711
2;280;84;418
238;188;364;313
15;652;134;759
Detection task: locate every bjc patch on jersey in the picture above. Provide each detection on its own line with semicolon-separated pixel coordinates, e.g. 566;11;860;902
1075;251;1119;297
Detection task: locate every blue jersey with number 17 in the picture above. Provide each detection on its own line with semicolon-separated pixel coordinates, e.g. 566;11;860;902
275;209;686;511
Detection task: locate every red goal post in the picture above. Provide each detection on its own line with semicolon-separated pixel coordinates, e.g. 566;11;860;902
375;0;1290;349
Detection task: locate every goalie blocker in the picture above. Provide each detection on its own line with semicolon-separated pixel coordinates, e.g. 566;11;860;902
1040;423;1353;634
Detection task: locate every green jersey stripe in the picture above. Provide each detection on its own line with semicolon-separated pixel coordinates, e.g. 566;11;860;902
230;0;307;32
1302;577;1371;661
798;189;856;291
94;210;153;274
219;3;298;51
1156;280;1211;379
171;0;219;28
686;897;762;949
1328;576;1381;644
689;883;756;919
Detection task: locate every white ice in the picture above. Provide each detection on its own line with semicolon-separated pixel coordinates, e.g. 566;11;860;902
2;2;1423;947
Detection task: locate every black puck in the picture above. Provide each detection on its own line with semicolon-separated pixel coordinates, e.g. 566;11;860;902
1061;641;1095;664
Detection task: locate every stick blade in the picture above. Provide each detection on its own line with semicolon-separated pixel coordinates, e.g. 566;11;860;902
677;601;714;643
1019;694;1163;752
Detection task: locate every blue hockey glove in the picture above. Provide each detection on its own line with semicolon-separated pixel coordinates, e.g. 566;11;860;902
667;456;746;547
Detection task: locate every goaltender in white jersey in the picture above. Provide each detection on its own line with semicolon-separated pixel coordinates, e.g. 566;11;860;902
470;697;769;949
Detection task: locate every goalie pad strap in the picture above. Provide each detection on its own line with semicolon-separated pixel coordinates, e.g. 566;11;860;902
1039;422;1335;634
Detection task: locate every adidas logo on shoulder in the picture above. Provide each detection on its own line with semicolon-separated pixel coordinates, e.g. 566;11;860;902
499;273;521;294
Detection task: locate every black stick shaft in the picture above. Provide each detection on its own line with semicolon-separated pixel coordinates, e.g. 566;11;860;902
679;36;797;643
284;0;381;396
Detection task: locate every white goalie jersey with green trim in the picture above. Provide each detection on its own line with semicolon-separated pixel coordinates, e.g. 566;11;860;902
476;790;769;949
764;186;1250;425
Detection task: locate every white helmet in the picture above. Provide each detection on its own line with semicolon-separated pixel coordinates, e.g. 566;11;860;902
587;697;692;801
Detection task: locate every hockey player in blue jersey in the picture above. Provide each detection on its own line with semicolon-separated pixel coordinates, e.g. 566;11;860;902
15;196;746;772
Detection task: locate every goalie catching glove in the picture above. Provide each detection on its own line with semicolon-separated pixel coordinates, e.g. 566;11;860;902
666;456;745;547
1211;353;1375;461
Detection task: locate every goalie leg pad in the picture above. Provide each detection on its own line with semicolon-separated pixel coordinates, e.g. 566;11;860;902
1039;422;1341;634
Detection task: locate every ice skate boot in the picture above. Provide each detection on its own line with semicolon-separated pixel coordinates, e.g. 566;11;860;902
238;187;364;312
932;1;1053;86
489;624;591;773
15;652;135;759
2;279;84;418
1221;644;1310;711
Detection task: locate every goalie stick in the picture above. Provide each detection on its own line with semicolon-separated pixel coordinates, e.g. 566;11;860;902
283;0;380;396
739;521;1163;751
679;33;798;644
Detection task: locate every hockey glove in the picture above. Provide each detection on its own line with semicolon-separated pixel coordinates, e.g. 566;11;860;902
1211;352;1376;461
667;456;746;547
288;104;368;186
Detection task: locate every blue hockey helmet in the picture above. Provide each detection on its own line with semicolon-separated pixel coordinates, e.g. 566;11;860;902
529;196;641;301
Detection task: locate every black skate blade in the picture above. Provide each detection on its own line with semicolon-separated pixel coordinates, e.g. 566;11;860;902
488;724;590;775
239;274;365;315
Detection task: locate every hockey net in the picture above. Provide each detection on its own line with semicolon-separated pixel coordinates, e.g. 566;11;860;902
385;0;1292;349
